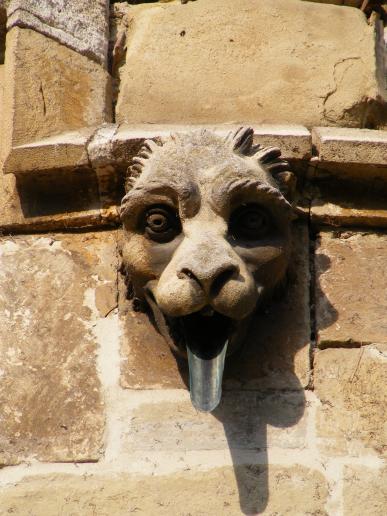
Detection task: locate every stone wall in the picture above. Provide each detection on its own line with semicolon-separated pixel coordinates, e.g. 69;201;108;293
0;1;386;515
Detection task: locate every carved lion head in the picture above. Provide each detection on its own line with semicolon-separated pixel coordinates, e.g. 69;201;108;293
121;127;295;411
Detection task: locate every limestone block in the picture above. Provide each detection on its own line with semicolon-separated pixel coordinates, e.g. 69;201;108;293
312;127;387;165
315;231;387;348
0;467;329;515
1;28;111;157
314;346;387;457
119;391;307;454
344;466;387;516
0;231;118;465
7;0;109;65
116;0;386;128
120;223;310;390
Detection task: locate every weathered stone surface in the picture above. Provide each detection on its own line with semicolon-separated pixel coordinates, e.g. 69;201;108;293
120;223;310;390
0;466;329;515
120;391;307;453
7;0;109;65
1;28;111;158
314;346;387;457
0;231;118;464
313;127;387;165
343;466;387;516
315;231;387;348
117;0;385;128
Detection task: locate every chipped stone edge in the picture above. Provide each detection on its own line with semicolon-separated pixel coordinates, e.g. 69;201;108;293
6;124;387;177
6;4;109;66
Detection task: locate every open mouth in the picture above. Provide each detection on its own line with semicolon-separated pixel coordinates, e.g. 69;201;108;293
144;287;240;413
165;308;234;413
166;308;234;359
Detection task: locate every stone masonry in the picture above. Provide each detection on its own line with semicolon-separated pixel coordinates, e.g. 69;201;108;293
0;1;386;515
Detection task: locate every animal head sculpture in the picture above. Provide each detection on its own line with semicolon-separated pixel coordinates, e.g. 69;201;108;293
121;127;295;412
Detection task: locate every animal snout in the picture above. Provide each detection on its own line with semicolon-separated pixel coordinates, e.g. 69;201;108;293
178;263;239;297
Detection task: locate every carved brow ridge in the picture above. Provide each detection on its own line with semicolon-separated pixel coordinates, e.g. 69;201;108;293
212;177;292;212
120;180;200;218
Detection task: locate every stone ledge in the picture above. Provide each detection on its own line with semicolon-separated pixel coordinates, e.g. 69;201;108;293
7;125;387;177
312;127;387;166
3;124;312;176
90;123;312;169
3;128;94;175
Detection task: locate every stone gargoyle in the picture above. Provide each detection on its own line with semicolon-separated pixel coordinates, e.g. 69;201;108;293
120;127;296;412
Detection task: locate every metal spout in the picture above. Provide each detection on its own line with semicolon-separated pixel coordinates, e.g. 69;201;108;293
187;339;228;412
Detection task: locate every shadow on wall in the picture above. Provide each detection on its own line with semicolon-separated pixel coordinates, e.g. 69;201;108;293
173;239;337;514
16;169;101;217
212;388;305;515
121;228;338;514
15;167;126;218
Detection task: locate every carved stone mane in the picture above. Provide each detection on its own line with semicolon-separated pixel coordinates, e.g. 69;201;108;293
122;127;293;207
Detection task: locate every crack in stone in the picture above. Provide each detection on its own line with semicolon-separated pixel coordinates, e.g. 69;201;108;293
38;80;46;117
322;57;362;124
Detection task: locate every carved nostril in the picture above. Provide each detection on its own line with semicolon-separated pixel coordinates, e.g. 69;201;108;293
210;265;239;297
178;267;202;287
178;264;239;296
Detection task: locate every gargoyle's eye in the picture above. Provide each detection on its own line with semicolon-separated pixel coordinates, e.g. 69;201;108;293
229;204;270;240
143;205;181;243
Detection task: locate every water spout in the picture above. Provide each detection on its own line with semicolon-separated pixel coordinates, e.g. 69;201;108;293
187;339;228;412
